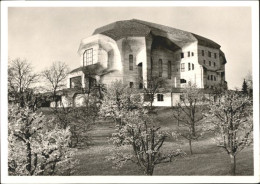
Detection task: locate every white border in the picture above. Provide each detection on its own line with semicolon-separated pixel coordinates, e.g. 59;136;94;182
1;1;259;183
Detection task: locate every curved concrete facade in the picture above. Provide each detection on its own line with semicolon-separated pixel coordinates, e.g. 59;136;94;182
67;19;227;104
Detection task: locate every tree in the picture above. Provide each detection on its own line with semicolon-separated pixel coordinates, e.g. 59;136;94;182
52;94;99;148
172;82;205;155
205;91;253;175
107;108;185;175
100;80;143;127
42;61;69;108
242;79;248;95
102;81;185;175
142;76;167;110
245;72;253;96
8;105;78;175
8;58;38;107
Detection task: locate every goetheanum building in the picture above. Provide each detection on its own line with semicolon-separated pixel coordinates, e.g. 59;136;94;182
66;19;227;106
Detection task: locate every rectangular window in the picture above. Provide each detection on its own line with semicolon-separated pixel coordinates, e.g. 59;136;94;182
181;63;185;72
159;59;163;77
157;94;164;101
83;48;93;66
203;60;206;65
181;52;184;58
188;63;191;71
70;76;82;88
129;82;133;88
202;50;204;56
209;61;211;66
129;54;133;70
168;60;172;79
188;51;190;57
180;79;187;83
151;58;153;75
192;52;194;56
214;62;216;67
214;53;217;59
208;51;211;57
211;75;213;80
192;64;194;70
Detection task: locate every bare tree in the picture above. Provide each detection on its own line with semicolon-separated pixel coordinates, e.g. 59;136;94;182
8;58;38;107
205;91;253;175
172;82;205;155
107;111;185;175
142;76;167;110
42;61;69;108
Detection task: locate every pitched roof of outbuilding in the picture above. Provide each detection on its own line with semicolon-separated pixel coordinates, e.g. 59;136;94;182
93;19;221;49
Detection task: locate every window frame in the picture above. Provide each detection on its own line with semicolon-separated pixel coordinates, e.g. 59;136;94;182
208;51;211;57
157;94;164;101
129;54;134;71
181;63;185;72
83;48;93;66
168;60;172;79
159;59;163;77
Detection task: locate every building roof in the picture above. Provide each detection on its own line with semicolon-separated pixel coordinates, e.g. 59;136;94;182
70;66;83;74
93;19;221;49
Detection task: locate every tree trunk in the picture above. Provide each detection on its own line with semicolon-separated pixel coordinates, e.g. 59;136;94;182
230;154;236;175
26;142;32;175
189;139;193;155
146;165;154;175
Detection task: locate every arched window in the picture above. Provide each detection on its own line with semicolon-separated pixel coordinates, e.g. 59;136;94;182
83;48;93;66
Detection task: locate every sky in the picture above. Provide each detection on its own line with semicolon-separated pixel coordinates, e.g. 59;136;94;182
8;6;252;90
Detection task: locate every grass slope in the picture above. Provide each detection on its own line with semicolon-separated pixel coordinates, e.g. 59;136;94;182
41;107;254;176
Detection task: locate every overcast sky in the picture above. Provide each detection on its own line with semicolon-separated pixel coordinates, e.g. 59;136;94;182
8;6;252;89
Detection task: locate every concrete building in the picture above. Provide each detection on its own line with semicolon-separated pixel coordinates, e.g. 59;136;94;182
66;19;227;106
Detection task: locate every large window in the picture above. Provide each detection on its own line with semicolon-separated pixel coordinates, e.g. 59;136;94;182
129;54;133;70
192;64;194;70
214;53;217;59
83;48;93;66
168;60;172;79
181;63;185;72
188;63;191;71
159;59;163;77
202;50;205;56
188;51;190;57
181;52;184;58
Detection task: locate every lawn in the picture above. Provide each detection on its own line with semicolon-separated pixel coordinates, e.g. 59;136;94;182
41;107;254;176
